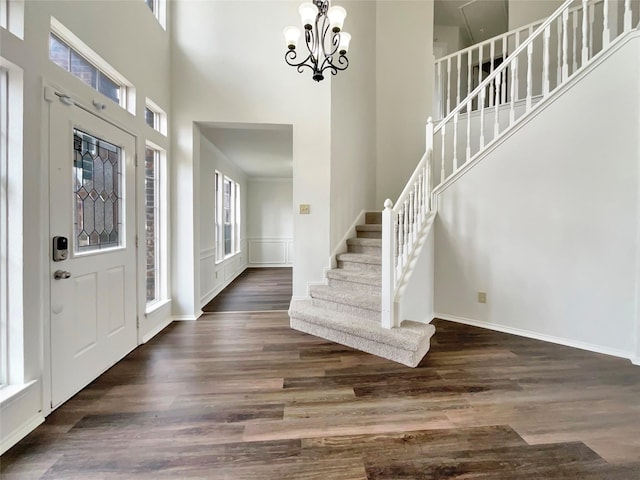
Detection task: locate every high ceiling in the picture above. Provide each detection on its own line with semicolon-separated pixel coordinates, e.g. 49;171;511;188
435;0;509;44
199;123;293;179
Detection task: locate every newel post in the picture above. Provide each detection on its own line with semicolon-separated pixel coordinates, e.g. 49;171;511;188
381;199;395;329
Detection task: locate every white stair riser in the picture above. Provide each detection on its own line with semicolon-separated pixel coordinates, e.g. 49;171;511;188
311;297;381;317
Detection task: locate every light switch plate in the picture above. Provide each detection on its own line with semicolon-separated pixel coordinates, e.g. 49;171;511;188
299;204;310;214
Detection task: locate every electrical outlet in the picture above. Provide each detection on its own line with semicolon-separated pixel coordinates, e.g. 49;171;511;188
299;204;310;214
478;292;487;304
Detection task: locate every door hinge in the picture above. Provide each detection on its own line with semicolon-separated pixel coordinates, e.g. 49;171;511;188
135;235;139;248
134;153;138;167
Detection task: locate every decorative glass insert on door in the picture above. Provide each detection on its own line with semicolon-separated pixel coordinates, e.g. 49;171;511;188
73;129;122;253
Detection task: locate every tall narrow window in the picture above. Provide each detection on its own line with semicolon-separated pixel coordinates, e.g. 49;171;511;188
145;147;160;304
0;67;8;386
215;172;240;262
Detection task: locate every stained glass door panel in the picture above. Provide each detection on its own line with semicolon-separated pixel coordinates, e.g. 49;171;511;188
73;129;121;253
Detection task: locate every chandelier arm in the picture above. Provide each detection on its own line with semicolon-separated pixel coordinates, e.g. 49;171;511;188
285;50;312;69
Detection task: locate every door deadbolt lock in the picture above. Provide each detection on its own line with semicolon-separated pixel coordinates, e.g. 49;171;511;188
54;270;71;280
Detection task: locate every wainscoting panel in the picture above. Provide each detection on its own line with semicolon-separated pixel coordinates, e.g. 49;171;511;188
248;237;293;267
199;244;247;308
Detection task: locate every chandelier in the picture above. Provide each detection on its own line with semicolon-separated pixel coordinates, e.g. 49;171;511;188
283;1;351;82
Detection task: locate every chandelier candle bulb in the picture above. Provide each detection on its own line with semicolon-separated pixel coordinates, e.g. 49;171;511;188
299;3;318;29
327;6;347;32
338;32;351;54
283;26;301;49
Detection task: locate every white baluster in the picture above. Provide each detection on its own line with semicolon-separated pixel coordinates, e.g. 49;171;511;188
466;99;471;162
526;40;533;110
509;56;517;126
456;54;461;109
589;2;594;60
582;0;589;65
494;73;500;138
436;61;443;119
543;25;550;97
501;36;508;104
479;89;486;149
426;150;432;211
514;31;520;100
556;16;562;86
603;0;610;48
440;125;446;183
562;9;569;82
417;173;423;220
478;44;483;86
403;201;409;263
572;10;578;74
426;118;434;193
446;57;451;116
489;41;495;106
453;112;458;171
412;185;418;241
397;209;404;266
625;0;632;32
467;50;472;101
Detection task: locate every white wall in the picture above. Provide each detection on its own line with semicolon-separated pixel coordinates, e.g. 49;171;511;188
434;35;640;359
198;134;248;307
171;0;331;305
508;0;564;30
0;0;170;452
247;178;293;267
434;25;466;57
376;0;435;207
330;0;378;252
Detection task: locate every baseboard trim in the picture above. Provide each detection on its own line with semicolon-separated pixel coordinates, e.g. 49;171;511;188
246;263;292;268
200;265;247;307
141;317;173;343
173;311;203;321
1;413;44;455
435;313;636;363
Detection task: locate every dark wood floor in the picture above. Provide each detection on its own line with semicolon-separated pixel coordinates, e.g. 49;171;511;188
202;267;292;312
2;313;639;479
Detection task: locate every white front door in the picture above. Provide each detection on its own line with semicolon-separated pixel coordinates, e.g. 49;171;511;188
49;96;137;408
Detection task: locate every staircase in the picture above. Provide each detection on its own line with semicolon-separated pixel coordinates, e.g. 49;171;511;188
290;0;638;368
289;212;435;368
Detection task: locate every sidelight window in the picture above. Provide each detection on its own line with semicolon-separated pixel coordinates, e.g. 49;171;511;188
215;172;240;262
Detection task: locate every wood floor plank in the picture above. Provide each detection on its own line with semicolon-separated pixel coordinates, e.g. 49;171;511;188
2;312;640;479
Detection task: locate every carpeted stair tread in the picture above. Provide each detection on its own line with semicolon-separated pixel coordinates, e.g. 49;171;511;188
289;299;435;353
337;252;381;265
309;284;381;312
325;269;381;287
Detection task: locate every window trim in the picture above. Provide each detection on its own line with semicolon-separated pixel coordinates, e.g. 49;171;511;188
50;18;135;114
144;0;167;29
0;66;8;387
144;98;167;136
0;57;24;389
215;171;241;264
144;142;167;312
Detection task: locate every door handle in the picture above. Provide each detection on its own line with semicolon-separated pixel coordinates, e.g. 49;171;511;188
54;270;71;280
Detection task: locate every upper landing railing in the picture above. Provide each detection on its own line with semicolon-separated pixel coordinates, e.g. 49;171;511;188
381;0;638;329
